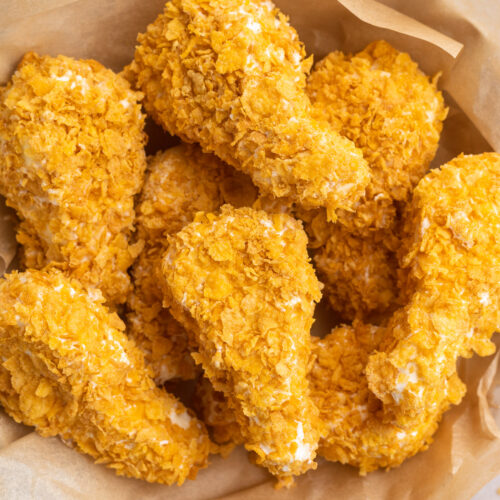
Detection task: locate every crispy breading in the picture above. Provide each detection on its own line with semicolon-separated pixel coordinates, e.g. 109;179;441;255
191;319;459;474
308;40;446;231
127;274;196;383
194;377;243;453
127;144;257;382
310;153;498;470
0;269;210;485
309;322;459;473
298;40;446;320
296;204;401;322
313;222;400;322
367;153;500;420
125;0;370;220
0;52;147;306
127;144;223;383
161;206;323;485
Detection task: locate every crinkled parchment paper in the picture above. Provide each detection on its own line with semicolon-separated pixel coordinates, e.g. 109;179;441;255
0;0;499;498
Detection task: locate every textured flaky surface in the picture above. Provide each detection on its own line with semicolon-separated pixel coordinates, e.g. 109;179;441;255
297;204;401;322
310;322;453;473
300;40;446;321
127;143;257;382
125;0;370;219
161;206;323;484
0;269;210;485
312;222;400;323
191;319;457;474
367;153;500;420
0;53;147;306
194;377;243;452
308;40;446;231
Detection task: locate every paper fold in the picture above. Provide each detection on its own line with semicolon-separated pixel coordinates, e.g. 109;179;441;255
337;0;463;57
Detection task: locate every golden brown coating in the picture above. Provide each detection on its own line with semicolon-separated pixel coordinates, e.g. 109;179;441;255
127;144;223;383
192;320;458;474
0;269;210;485
161;206;323;485
296;204;401;322
194;377;243;453
299;40;446;320
367;153;500;420
127;271;196;383
252;194;294;216
310;322;457;473
0;53;147;306
308;40;446;231
127;144;257;382
126;0;370;220
313;223;399;323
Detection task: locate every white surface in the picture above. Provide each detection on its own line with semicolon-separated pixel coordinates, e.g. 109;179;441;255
473;475;500;500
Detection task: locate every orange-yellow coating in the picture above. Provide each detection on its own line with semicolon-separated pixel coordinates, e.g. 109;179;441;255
161;206;323;485
191;320;458;474
0;53;147;306
309;322;458;473
0;269;210;485
308;40;446;231
313;223;400;322
367;153;500;420
296;203;400;322
127;143;257;382
194;377;243;453
125;0;370;220
299;40;446;320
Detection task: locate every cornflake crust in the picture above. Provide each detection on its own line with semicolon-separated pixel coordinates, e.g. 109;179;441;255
300;40;447;321
194;377;244;454
312;222;400;323
309;154;499;473
367;153;500;421
125;0;370;220
0;269;210;485
127;143;257;382
297;201;402;322
190;319;457;474
308;40;447;232
0;52;147;306
161;205;323;487
309;322;455;473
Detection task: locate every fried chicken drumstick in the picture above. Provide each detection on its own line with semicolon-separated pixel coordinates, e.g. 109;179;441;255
127;143;256;382
367;153;500;420
161;206;323;486
309;322;458;473
0;269;210;485
125;0;370;220
311;153;498;471
301;40;447;321
0;53;147;306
